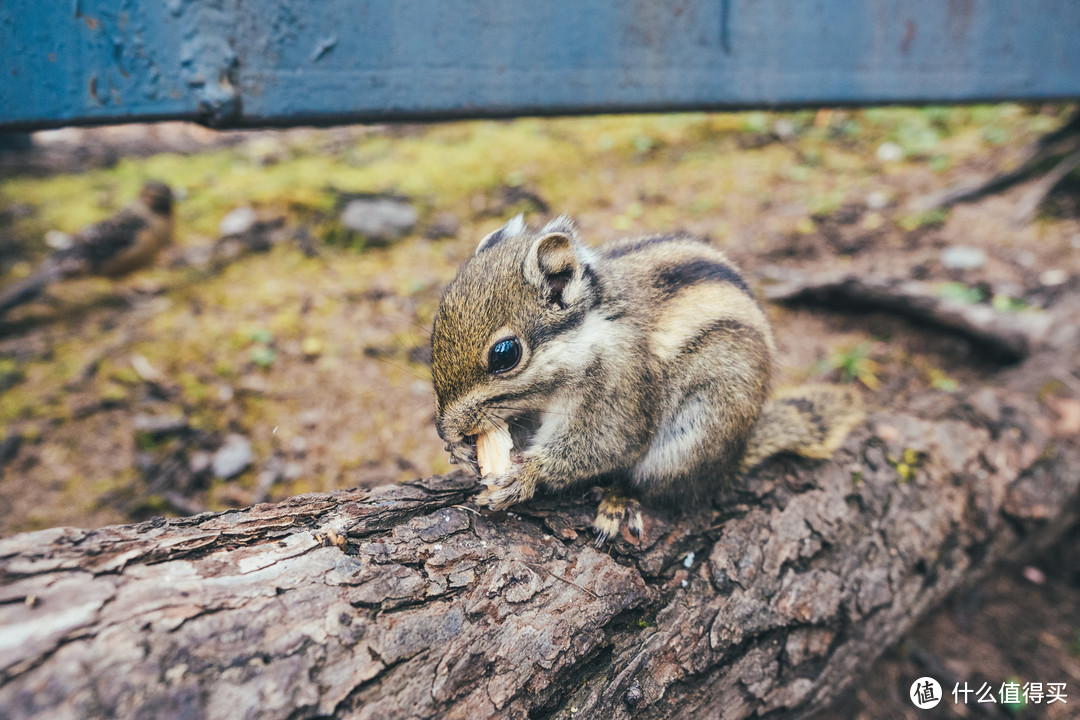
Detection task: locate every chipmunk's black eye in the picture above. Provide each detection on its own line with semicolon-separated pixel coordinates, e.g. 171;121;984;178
488;337;521;374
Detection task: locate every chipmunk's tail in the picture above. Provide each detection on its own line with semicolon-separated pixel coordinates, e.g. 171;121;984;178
740;384;864;473
0;262;64;317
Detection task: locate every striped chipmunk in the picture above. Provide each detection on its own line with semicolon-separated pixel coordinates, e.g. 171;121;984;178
432;215;863;542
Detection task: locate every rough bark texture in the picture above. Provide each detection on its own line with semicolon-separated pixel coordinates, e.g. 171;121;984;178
3;292;1080;720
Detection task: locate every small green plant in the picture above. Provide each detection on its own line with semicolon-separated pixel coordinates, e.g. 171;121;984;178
632;134;656;153
250;346;277;368
928;155;950;173
817;342;882;390
888;448;925;483
926;368;958;392
937;282;985;304
247;327;276;368
898;208;949;231
135;432;161;453
248;328;274;344
991;294;1028;313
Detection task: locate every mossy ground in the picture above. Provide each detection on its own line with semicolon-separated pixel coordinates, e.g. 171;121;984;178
1;104;1078;534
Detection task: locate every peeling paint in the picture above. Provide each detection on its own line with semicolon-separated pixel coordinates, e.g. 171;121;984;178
1;1;1079;129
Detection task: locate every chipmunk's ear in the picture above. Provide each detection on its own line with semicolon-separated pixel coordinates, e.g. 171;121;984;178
525;217;590;309
475;213;527;255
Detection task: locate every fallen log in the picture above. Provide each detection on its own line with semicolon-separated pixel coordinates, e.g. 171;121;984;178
2;295;1079;719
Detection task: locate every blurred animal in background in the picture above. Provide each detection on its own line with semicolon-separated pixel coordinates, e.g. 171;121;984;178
0;181;175;316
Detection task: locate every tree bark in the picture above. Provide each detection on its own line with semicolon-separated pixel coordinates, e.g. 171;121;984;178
2;299;1080;719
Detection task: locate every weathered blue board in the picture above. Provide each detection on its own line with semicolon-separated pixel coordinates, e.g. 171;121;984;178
1;1;1078;130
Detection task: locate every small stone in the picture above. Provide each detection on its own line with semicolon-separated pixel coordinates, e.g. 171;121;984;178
301;336;323;358
773;118;796;140
865;191;890;210
290;436;308;457
876;142;904;162
219;206;257;237
133;414;189;436
131;354;165;383
237;375;268;395
299;409;323;428
340;197;418;242
44;230;73;249
212;434;254;479
1021;566;1046;585
941;245;986;270
1038;268;1068;286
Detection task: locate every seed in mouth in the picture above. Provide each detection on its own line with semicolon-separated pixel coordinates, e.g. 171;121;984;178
476;420;513;479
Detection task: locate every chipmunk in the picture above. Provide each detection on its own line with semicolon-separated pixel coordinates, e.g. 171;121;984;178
0;181;174;316
432;215;863;542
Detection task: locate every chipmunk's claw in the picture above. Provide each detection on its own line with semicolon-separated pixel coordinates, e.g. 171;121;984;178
475;465;536;511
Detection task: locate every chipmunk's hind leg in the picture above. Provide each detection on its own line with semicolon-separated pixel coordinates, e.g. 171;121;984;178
593;487;644;545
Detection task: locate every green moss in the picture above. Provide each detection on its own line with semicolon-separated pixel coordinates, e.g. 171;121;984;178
97;381;128;404
898;208;949;231
177;373;210;402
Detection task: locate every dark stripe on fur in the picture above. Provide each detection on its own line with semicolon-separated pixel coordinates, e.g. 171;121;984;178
532;306;587;344
478;227;507;252
678;318;766;356
487;376;567;407
655;259;753;298
604;234;705;259
582;263;599;288
581;263;606;309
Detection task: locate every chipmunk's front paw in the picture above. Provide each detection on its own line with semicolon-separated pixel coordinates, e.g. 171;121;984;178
476;465;536;511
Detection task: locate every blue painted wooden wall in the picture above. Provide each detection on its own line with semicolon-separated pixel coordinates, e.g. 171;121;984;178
2;1;1078;130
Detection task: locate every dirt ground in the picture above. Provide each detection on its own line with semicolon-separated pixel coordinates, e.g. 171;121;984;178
1;106;1078;718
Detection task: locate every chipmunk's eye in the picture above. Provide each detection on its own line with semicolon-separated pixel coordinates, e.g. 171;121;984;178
488;337;521;374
